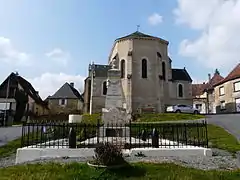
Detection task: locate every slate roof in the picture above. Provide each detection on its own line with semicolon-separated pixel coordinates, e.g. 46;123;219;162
89;64;111;77
0;72;48;107
214;63;240;86
172;68;192;82
48;82;84;101
116;31;157;41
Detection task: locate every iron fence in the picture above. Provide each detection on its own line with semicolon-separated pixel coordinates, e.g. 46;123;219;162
21;120;208;149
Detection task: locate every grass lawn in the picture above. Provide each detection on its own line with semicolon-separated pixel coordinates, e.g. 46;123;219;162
0;162;239;180
138;113;205;122
207;124;240;154
0;136;22;158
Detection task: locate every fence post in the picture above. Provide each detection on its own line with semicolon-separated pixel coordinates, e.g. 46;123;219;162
21;122;26;147
97;119;100;144
129;119;132;149
204;120;208;148
69;127;76;148
152;128;159;148
140;129;147;141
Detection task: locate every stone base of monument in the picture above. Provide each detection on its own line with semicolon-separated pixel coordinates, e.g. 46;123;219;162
99;126;130;137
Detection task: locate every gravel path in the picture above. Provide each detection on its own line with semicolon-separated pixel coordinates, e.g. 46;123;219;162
0;149;239;171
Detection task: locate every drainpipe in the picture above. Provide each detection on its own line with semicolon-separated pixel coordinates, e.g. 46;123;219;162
206;89;209;114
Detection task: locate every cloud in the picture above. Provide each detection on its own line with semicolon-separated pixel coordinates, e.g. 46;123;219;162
45;48;70;66
148;13;163;26
0;37;31;66
28;72;86;100
174;0;240;70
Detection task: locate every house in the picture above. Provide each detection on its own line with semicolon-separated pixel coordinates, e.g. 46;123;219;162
214;63;240;113
83;31;193;114
47;82;84;114
192;69;224;114
0;72;49;123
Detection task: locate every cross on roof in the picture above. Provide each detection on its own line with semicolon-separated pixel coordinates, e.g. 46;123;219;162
137;25;140;31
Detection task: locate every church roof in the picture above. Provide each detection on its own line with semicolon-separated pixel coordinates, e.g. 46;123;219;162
89;64;111;77
172;68;192;82
115;31;168;43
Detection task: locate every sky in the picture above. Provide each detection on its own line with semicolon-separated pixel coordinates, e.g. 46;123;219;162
0;0;240;99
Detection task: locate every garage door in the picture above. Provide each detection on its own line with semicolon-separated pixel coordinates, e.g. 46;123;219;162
236;98;240;112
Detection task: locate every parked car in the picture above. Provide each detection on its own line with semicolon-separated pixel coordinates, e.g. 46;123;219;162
166;104;199;114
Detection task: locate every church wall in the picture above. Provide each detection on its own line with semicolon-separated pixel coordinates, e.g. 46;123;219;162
169;80;193;107
91;77;107;113
131;39;169;112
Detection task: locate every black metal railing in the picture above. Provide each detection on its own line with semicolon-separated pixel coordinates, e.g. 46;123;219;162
21;120;208;149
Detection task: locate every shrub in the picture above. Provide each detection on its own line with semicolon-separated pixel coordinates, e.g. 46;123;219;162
93;142;125;166
82;113;102;124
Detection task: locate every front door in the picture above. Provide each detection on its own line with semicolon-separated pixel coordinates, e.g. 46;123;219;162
236;98;240;112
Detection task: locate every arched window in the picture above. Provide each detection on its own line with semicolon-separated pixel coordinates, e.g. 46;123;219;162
102;81;107;95
142;59;147;78
120;60;125;78
157;52;162;59
162;61;166;80
178;84;183;97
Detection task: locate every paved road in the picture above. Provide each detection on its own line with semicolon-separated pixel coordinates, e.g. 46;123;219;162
0;126;22;146
206;114;240;141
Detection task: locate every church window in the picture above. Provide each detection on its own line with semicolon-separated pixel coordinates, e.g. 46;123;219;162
142;59;147;78
157;52;162;59
162;61;166;80
120;60;125;78
178;84;183;98
102;81;107;95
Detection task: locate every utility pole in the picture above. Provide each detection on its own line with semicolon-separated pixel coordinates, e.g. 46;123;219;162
89;62;95;114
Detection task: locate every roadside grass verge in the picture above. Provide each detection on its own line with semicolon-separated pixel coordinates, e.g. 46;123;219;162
207;124;240;154
0;162;239;180
137;113;205;122
0;137;22;158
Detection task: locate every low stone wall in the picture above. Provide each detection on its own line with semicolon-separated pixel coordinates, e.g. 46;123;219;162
16;146;212;164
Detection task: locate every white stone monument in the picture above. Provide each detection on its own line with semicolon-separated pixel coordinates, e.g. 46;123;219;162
99;59;130;137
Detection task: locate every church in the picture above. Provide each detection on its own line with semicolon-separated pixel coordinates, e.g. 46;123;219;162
83;31;193;114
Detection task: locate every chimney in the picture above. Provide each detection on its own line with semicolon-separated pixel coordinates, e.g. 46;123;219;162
70;82;74;87
215;69;220;75
208;73;211;81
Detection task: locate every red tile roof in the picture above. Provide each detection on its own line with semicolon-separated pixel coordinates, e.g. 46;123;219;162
205;73;224;89
192;69;224;96
214;63;240;86
192;84;207;97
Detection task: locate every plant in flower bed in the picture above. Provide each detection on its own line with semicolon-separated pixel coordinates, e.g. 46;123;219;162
90;142;126;167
